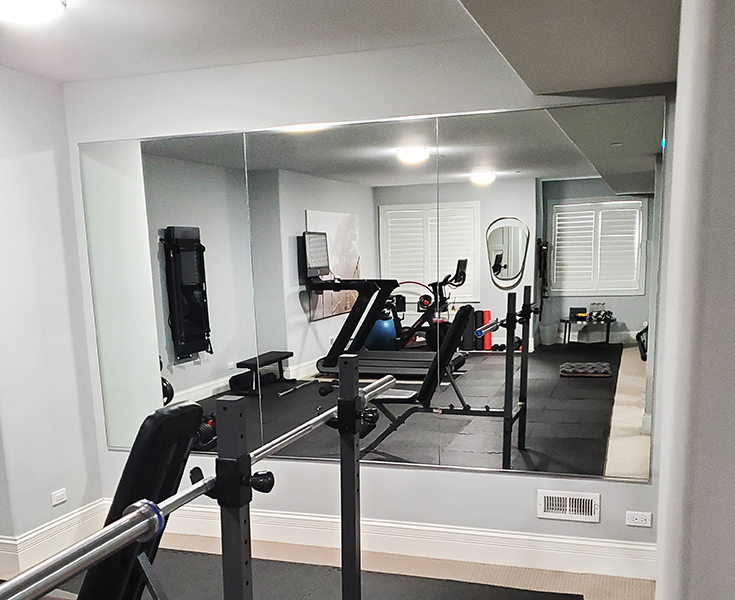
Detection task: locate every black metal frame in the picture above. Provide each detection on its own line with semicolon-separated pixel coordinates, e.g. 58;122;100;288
364;287;536;470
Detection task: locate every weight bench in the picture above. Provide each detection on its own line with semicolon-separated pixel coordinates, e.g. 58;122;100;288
76;402;203;600
236;350;294;382
362;304;526;469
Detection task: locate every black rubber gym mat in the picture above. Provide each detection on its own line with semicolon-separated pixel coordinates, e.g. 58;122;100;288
58;549;583;600
198;343;623;476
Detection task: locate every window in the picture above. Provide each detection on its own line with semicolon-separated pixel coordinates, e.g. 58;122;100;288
379;202;481;302
550;199;646;296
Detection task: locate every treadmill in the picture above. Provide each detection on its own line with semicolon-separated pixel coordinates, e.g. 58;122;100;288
298;232;466;378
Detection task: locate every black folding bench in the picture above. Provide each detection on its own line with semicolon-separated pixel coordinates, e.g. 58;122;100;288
76;402;203;600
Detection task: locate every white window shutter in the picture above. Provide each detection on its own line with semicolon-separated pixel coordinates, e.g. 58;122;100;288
549;198;646;296
552;209;596;292
380;203;480;302
435;207;477;301
598;206;642;290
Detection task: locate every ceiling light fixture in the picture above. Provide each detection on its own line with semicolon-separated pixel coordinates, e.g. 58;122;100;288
470;170;496;186
396;147;431;164
0;0;66;24
274;123;333;133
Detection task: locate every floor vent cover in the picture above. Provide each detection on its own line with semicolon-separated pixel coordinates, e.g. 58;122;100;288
537;490;600;522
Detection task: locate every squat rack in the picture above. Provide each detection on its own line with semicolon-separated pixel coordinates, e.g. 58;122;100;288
0;356;390;600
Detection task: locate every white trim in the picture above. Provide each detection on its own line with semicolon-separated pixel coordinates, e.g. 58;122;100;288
173;375;232;403
0;499;108;579
161;505;656;580
283;359;318;380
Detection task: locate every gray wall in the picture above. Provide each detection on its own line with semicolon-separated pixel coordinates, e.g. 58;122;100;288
0;66;102;537
539;178;655;342
142;153;257;392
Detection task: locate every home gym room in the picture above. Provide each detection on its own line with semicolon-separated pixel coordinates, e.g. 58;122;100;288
61;92;666;599
8;1;711;597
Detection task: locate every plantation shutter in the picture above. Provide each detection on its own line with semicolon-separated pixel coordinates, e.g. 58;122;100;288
552;209;596;291
550;199;646;295
434;207;477;301
382;209;429;283
598;206;642;290
380;203;480;302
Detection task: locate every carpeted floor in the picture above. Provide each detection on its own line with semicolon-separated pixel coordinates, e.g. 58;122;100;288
56;549;582;600
199;343;623;476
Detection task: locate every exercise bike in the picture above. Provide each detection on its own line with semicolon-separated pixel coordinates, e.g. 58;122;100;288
385;259;467;351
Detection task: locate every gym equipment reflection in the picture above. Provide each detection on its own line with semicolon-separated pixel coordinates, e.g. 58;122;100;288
78;98;663;481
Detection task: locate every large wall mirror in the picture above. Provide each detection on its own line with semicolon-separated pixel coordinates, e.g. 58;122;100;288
79;97;665;482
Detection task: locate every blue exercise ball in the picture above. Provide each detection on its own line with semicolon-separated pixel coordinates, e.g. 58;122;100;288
364;317;397;351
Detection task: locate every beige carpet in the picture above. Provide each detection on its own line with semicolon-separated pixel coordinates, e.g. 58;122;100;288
604;346;651;479
161;534;655;600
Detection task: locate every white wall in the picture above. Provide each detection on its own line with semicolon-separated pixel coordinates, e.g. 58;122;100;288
277;170;378;372
374;178;537;323
142;154;257;394
655;0;735;597
248;170;288;355
79;142;163;449
0;67;102;536
59;42;659;556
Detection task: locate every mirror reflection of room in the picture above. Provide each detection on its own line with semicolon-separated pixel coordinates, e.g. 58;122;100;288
229;99;662;480
80;99;663;482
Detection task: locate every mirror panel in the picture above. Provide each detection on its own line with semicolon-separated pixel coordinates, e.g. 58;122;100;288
81;98;663;482
244;118;440;455
80;133;263;450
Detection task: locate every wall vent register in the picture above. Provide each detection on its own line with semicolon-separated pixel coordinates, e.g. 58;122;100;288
537;490;600;522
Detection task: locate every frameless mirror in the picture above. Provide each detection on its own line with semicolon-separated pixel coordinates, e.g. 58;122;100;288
485;216;530;288
78;97;664;482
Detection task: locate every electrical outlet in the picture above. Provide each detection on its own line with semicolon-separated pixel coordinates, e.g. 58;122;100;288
51;488;67;507
227;362;235;370
626;511;652;527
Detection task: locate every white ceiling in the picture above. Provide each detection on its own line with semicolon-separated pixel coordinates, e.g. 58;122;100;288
140;100;665;191
460;0;681;94
0;0;484;82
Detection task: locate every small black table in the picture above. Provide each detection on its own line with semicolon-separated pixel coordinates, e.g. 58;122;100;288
236;351;294;381
560;317;617;345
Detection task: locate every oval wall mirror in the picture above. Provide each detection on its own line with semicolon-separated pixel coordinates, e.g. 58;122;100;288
486;216;530;290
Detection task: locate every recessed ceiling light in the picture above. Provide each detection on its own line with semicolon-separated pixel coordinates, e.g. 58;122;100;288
274;123;333;133
0;0;66;24
396;147;431;164
470;170;496;186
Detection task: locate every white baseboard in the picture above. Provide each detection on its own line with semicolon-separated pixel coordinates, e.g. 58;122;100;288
161;505;656;580
0;499;108;579
175;375;232;403
284;359;318;380
0;501;656;582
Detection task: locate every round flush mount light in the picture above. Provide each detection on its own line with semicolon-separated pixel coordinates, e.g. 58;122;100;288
396;147;431;164
274;122;334;134
470;170;497;186
0;0;66;24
